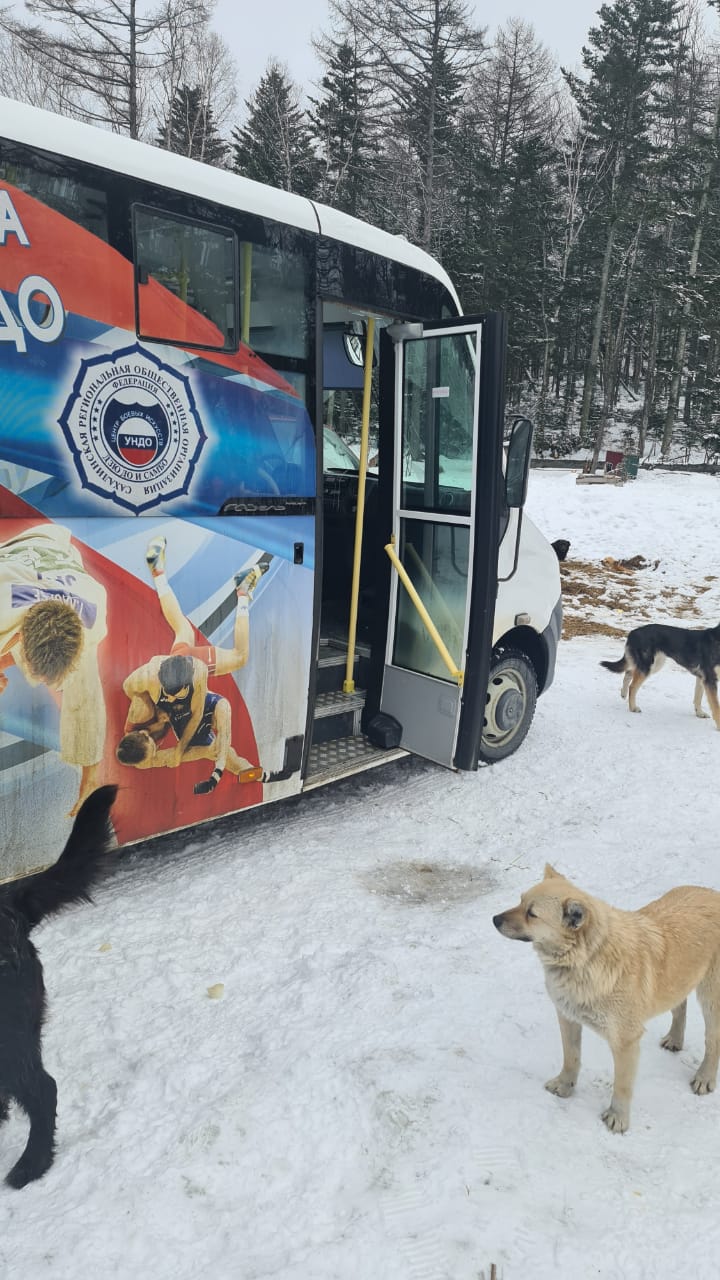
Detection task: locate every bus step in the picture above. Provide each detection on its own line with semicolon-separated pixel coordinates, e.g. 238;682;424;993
317;640;371;695
304;734;408;791
311;689;365;746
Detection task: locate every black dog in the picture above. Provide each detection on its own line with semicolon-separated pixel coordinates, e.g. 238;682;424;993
601;622;720;727
0;784;117;1189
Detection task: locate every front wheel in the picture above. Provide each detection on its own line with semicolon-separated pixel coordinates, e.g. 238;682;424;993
478;649;538;764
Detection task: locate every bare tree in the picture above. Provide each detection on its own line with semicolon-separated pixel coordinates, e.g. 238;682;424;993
152;0;236;151
0;17;76;112
2;0;171;137
474;19;559;170
327;0;484;251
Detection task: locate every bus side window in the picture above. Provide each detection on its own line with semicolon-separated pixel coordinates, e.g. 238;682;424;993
133;205;237;352
0;150;108;242
239;237;311;362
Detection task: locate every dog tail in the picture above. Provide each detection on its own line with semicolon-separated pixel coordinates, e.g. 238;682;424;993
5;785;118;929
600;655;627;673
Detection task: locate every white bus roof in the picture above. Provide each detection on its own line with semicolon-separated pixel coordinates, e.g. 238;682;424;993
0;97;460;310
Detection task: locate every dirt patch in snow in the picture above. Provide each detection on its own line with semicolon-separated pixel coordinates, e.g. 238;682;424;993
559;557;709;640
361;861;496;906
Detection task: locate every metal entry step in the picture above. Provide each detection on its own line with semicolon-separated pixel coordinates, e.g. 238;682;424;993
313;689;365;719
304;734;408;790
317;639;372;695
311;689;365;746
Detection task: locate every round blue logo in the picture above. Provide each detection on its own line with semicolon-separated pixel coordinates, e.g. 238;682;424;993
102;398;170;468
59;345;206;513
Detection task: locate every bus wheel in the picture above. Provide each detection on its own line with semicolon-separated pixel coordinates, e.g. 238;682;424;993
479;649;538;763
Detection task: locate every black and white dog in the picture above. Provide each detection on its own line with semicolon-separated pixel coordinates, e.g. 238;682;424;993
601;623;720;727
0;785;116;1188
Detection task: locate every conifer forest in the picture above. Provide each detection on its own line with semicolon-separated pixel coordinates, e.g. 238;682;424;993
3;0;720;463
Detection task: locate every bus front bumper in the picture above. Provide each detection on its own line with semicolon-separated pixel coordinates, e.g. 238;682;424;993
541;594;562;693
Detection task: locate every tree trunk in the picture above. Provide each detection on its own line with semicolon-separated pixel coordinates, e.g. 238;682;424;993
632;320;645;392
129;0;138;139
639;300;660;457
581;217;617;460
661;82;720;453
419;5;440;252
609;221;641;405
564;319;581;426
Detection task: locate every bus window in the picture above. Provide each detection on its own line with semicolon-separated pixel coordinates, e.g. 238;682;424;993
322;314;380;465
0;148;108;241
134;205;237;351
401;331;474;515
239;238;311;361
323;426;359;471
391;331;476;681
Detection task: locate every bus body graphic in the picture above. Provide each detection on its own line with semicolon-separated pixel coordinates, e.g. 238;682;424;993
58;346;207;512
0;97;561;878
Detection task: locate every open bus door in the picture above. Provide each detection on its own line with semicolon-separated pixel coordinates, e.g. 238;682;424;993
369;313;507;770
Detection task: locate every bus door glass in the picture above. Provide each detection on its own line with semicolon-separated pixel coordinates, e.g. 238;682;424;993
379;318;489;767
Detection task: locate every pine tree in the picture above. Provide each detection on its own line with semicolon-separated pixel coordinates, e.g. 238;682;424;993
232;62;318;196
446;21;563;405
657;3;720;452
309;38;374;215
158;83;227;164
564;0;680;463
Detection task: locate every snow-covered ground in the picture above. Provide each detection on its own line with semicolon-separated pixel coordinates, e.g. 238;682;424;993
2;470;720;1280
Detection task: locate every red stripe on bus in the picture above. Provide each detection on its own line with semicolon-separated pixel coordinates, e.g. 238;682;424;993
0;182;297;396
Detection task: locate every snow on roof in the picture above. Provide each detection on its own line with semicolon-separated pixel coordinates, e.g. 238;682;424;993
0;97;460;309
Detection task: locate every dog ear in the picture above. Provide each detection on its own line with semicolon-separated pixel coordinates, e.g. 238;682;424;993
544;863;560;880
563;900;586;930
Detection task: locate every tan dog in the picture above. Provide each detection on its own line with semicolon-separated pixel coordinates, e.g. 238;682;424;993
493;865;720;1133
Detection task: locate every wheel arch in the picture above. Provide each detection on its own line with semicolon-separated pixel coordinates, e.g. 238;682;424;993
492;625;550;693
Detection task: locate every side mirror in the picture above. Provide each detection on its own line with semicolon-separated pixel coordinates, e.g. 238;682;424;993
505;416;533;509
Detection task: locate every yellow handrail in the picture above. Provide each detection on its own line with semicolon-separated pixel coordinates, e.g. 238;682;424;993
384;542;464;685
405;541;462;654
344;318;375;693
241;242;252;344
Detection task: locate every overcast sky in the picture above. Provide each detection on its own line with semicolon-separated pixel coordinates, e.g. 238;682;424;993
214;0;604;104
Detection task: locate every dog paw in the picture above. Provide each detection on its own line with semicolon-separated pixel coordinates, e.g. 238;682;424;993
660;1035;683;1052
629;707;641;714
601;1105;629;1133
544;1076;575;1098
691;1075;716;1095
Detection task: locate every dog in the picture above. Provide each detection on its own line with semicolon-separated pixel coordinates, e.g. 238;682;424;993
601;621;720;727
493;863;720;1133
0;785;116;1188
551;538;571;562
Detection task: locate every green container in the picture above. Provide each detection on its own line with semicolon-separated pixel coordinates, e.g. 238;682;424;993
623;454;639;479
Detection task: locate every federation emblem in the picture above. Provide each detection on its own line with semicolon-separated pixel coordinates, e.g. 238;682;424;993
59;345;206;512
